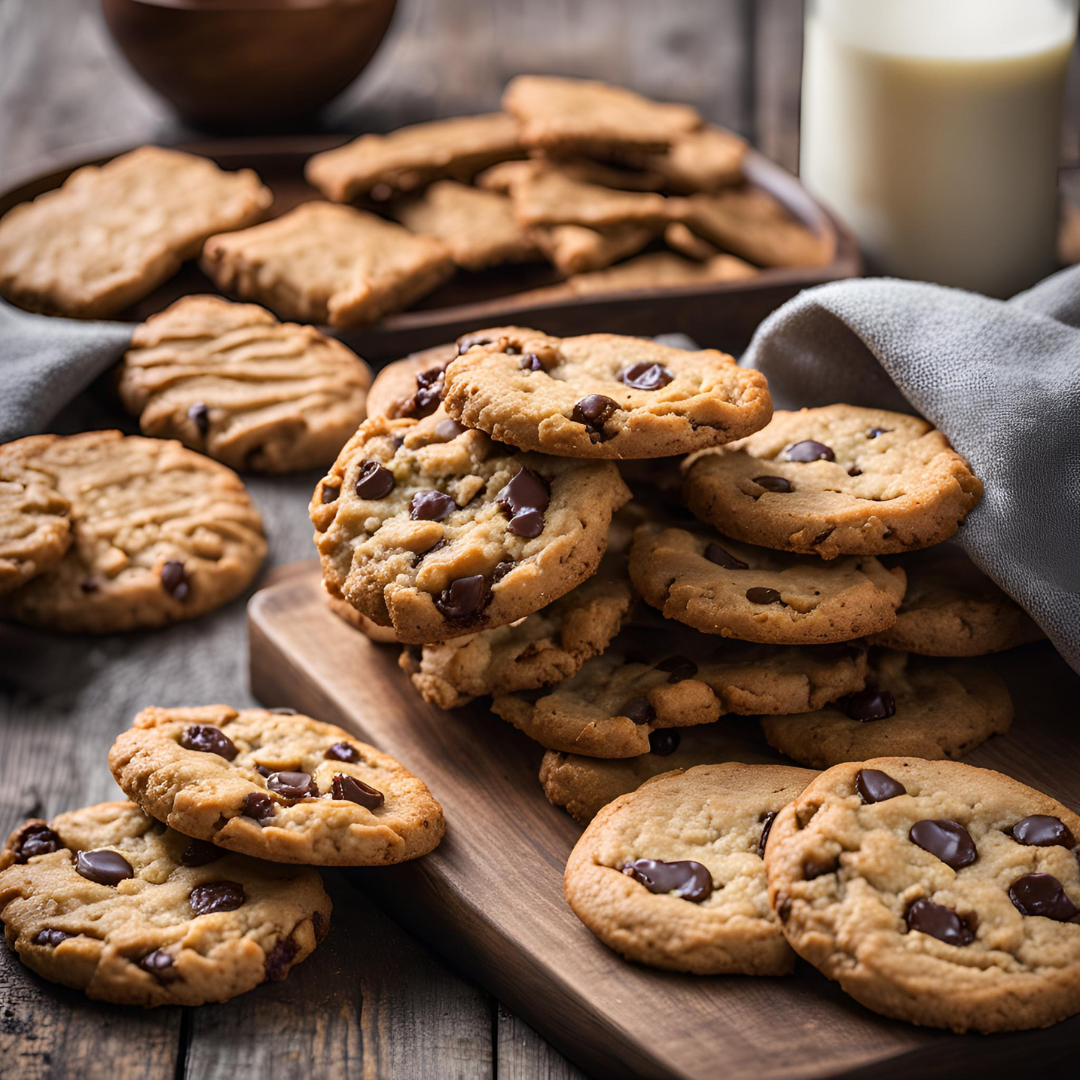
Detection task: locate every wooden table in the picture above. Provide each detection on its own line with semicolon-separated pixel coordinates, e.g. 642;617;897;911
1;3;1078;1078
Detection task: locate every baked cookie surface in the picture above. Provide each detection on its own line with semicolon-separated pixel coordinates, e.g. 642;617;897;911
565;763;815;974
0;146;271;319
109;706;444;866
528;221;657;275
629;524;906;644
765;758;1080;1032
3;432;266;633
311;413;630;643
683;405;983;558
761;649;1013;769
120;295;372;473
0;801;330;1007
442;328;772;459
628;126;747;194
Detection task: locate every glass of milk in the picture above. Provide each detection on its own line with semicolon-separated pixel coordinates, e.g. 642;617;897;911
800;0;1078;297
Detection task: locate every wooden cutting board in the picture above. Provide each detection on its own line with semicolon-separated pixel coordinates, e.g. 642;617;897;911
248;562;1080;1080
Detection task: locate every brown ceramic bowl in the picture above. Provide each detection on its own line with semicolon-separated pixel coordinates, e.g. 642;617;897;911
100;0;397;127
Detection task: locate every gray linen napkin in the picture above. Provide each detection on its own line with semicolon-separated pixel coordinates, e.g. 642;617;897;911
742;264;1080;675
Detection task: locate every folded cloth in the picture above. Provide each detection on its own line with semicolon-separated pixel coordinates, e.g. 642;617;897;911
0;300;132;442
742;265;1080;675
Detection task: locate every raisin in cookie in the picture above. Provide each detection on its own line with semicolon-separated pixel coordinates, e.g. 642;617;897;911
442;327;771;459
683;405;982;559
761;649;1013;769
565;763;815;974
630;524;906;644
109;706;444;866
0;801;329;1007
2;432;266;633
765;758;1080;1032
311;413;630;643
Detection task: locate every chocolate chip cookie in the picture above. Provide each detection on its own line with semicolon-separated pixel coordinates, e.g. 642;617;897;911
630;524;906;644
565;763;815;974
683;405;983;558
0;801;330;1006
311;412;630;643
760;649;1013;769
765;758;1080;1032
109;706;444;866
2;432;266;633
442;328;771;459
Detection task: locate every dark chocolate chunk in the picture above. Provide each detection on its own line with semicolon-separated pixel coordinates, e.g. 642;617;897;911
255;764;272;778
321;484;340;504
620;697;655;725
457;335;491;355
75;849;134;886
905;898;975;946
746;586;782;605
784;440;835;463
435;574;487;620
757;812;777;858
354;460;395;499
189;881;245;917
410;489;456;521
331;773;385;809
243;792;275;823
841;689;896;722
572;394;619;435
432;418;467;441
33;928;73;947
402;365;447;419
909;819;978;870
1008;815;1076;849
497;468;550;539
180;724;238;761
265;771;317;800
753;475;793;493
160;560;189;601
491;560;514;584
617;361;674;391
179;838;225;867
623;857;713;902
1008;873;1079;921
856;768;906;804
325;742;361;763
140;949;176;978
14;823;63;863
649;729;680;755
705;542;748;570
264;936;299;981
413;538;446;567
520;353;551;372
188;402;210;435
656;655;697;683
803;855;838;880
80;579;99;593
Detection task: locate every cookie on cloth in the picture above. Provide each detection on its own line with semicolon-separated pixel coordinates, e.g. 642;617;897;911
629;523;906;644
564;763;815;974
765;757;1080;1032
2;432;266;634
201;202;454;328
119;295;372;473
0;801;330;1007
109;706;444;866
311;412;630;643
683;405;983;559
760;648;1013;768
442;327;771;459
0;146;271;319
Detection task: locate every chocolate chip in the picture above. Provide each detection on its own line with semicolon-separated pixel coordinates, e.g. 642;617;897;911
179;839;224;867
410;490;457;521
753;475;793;493
402;367;446;419
14;823;63;863
866;427;889;439
457;335;491;355
434;574;487;620
33;928;72;947
803;855;838;880
321;484;340;504
776;895;792;922
414;538;446;567
746;586;782;605
75;849;134;886
255;764;272;777
416;364;448;387
520;353;550;372
909;819;978;870
497;468;550;539
390;435;405;450
571;394;619;436
266;707;297;715
160;560;189;601
325;742;361;763
855;768;906;804
80;579;99;594
491;560;514;584
649;729;680;755
705;542;748;570
243;792;275;823
757;812;777;858
265;771;317;800
188;402;210;435
617;362;674;391
620;697;655;724
623;857;712;902
189;881;245;917
355;460;395;499
181;724;238;761
264;936;299;982
1008;873;1079;921
140;949;176;978
847;467;862;477
784;440;835;463
1008;815;1076;849
433;418;467;441
841;689;896;722
905;898;975;946
331;773;385;809
656;655;697;683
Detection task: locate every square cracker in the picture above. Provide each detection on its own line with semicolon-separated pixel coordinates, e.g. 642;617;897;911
200;202;455;328
305;113;525;204
0;146;272;319
529;223;657;276
627;126;748;194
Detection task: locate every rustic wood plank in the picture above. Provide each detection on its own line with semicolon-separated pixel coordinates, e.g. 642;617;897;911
752;0;803;175
496;1006;586;1080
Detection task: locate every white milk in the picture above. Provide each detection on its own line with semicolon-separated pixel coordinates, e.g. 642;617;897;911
800;0;1077;296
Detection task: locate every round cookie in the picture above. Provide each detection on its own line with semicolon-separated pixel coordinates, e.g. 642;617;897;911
399;556;635;708
311;412;630;643
683;405;982;559
629;523;906;644
869;545;1044;656
761;649;1013;769
0;801;330;1007
765;758;1080;1032
441;326;772;459
0;435;71;596
119;295;372;474
3;432;266;633
565;763;816;974
108;705;445;866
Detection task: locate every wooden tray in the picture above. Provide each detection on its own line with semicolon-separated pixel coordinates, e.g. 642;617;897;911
0;135;860;362
248;562;1080;1080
